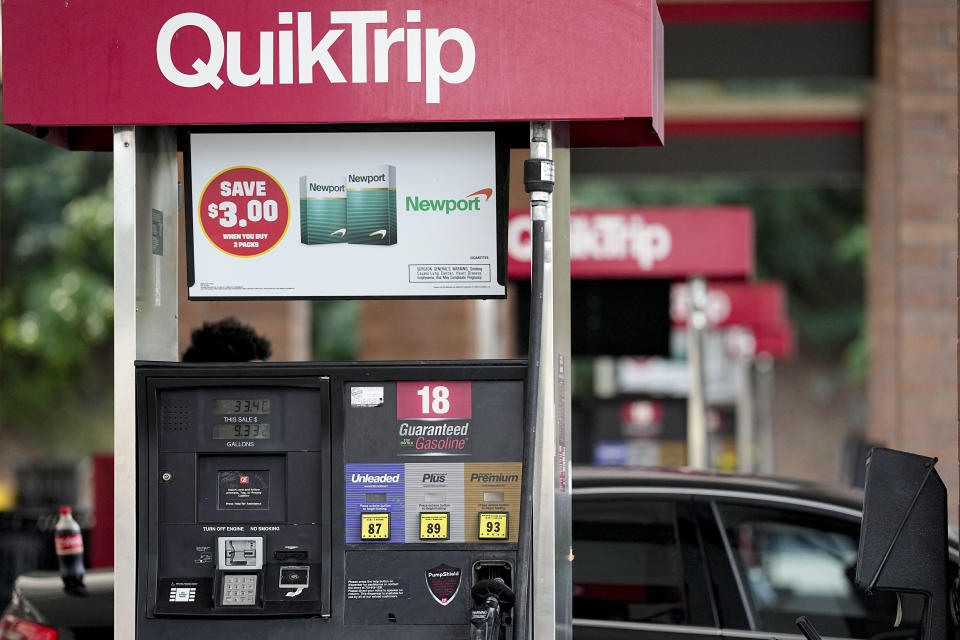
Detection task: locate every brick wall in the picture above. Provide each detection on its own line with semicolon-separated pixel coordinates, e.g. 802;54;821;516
867;0;959;519
358;299;477;360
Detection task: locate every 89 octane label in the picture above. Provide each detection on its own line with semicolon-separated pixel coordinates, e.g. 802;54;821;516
198;166;289;258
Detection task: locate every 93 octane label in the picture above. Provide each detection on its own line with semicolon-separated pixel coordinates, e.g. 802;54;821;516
419;513;449;540
361;512;390;540
478;513;508;540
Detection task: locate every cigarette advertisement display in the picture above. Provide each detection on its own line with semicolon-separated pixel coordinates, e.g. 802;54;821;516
186;130;505;299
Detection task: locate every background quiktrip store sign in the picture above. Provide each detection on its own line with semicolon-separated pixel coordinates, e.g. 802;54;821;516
1;1;663;148
671;281;795;359
508;207;754;280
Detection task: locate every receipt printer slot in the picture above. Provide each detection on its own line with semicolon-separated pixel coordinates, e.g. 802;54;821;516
218;537;263;570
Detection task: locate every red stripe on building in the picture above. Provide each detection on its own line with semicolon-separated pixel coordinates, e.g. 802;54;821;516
667;119;864;138
659;1;872;24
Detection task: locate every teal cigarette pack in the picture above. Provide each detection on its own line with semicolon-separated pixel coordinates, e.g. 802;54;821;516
299;176;347;245
345;166;397;245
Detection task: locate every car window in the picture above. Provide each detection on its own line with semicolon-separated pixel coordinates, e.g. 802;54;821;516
715;503;909;639
572;499;690;625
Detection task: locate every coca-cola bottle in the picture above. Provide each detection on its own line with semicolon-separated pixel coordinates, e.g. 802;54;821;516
54;506;86;594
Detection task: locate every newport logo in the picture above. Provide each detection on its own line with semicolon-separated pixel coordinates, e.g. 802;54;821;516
349;173;387;185
406;187;491;214
308;182;344;194
156;10;476;103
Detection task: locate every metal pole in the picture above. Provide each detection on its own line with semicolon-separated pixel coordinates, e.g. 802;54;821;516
686;276;709;469
593;356;617;399
735;354;755;473
530;121;572;640
473;299;503;359
114;126;179;640
755;354;776;475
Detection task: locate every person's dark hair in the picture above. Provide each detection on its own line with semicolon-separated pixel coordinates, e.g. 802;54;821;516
182;317;272;362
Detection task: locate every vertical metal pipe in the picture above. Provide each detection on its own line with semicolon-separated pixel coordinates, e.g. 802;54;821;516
473;299;502;359
113;126;138;640
526;120;572;640
686;276;709;469
593;357;617;399
735;355;755;473
755;354;776;474
113;126;179;640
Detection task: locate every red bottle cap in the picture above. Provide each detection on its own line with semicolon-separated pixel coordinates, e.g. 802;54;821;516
59;506;72;515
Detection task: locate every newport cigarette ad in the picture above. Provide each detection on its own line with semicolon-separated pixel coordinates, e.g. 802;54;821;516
187;130;503;299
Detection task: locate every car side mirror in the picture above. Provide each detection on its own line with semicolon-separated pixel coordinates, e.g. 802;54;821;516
855;448;949;640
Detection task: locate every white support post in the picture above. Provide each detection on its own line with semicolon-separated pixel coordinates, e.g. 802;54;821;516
686;276;709;469
531;121;572;640
114;126;179;640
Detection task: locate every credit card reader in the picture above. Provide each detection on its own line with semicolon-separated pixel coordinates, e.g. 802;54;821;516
216;537;262;606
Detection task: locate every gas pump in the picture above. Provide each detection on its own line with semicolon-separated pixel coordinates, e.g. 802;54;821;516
136;361;527;639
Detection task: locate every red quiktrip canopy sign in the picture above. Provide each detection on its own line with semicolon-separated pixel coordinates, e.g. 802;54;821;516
672;281;794;359
671;281;785;329
1;1;663;149
507;207;753;280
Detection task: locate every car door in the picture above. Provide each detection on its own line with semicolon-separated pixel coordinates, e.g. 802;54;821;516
571;492;719;640
699;496;918;640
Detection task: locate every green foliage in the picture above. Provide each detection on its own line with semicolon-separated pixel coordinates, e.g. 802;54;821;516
311;300;358;361
573;177;865;371
0;125;114;451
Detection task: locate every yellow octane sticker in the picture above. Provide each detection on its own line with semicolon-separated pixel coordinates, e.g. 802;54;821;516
478;513;508;540
361;512;390;540
419;513;450;540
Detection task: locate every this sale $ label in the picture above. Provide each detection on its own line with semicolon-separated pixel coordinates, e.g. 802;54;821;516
198;166;289;257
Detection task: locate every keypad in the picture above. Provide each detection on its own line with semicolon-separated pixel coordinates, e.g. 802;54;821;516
221;574;257;606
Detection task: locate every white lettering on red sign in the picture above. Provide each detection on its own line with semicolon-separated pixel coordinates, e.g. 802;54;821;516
670;284;732;327
509;214;673;271
156;10;475;103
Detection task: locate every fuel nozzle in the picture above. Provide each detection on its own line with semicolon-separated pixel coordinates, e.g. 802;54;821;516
470;578;515;640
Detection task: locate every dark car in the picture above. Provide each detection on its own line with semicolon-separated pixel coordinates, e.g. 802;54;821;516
571;467;956;640
0;569;112;640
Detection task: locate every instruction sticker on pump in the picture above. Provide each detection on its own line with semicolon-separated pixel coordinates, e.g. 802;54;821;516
346;464;405;543
218;470;270;510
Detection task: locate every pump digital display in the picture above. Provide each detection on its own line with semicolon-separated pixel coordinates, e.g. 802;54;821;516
215;399;271;414
213;423;272;439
